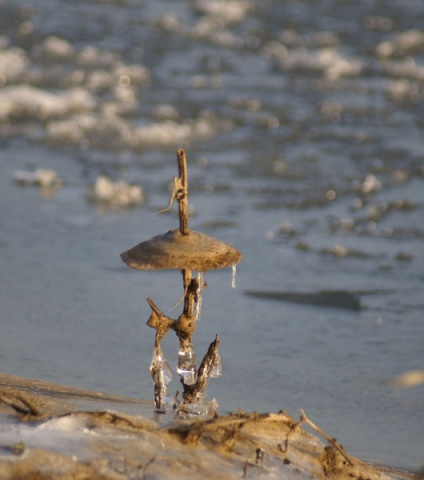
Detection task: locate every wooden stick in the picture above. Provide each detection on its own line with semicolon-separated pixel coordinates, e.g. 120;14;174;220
300;409;353;466
177;148;189;235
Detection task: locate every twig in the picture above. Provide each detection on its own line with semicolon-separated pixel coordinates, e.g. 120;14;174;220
176;148;189;235
278;418;302;453
242;460;249;478
141;455;155;479
300;409;353;466
157;148;188;237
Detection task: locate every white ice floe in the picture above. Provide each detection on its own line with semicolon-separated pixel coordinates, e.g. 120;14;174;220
76;45;119;67
159;1;248;47
0;46;29;83
266;44;362;80
47;112;132;148
113;64;150;86
86;175;144;207
0;85;97;121
194;0;250;23
0;30;234;152
133;117;221;148
33;36;75;61
376;29;424;58
152;103;179;120
13;168;63;188
386;79;421;101
361;174;382;194
380;57;424;81
47;111;226;150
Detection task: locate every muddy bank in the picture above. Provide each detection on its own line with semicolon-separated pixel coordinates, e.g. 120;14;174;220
0;374;416;480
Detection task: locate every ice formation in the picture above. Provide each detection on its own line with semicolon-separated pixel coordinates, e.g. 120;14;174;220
195;272;204;320
209;351;222;378
232;263;237;288
150;346;173;407
177;343;198;385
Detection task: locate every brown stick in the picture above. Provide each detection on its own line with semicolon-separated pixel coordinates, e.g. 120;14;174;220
300;409;353;466
177;148;189;235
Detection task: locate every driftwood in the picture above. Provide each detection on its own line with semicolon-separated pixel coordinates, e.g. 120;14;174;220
120;149;241;410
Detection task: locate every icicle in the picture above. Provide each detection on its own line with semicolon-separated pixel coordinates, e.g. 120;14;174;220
195;271;204;321
150;345;173;410
158;348;173;385
209;351;222;378
231;264;237;288
177;343;198;385
150;346;173;385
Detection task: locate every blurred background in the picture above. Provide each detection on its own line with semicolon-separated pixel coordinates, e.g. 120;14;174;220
0;0;423;472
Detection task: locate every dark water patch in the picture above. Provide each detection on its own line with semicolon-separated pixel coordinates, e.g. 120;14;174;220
245;289;362;311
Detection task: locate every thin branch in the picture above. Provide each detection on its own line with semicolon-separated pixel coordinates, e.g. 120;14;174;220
177;149;189;235
300;409;353;466
278;418;302;453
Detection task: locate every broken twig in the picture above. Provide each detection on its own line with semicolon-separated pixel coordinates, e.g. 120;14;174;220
300;409;353;466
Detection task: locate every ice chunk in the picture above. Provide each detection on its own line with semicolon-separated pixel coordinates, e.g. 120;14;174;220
150;346;173;411
0;47;29;83
177;344;198;385
39;36;75;60
13;168;62;188
209;351;222;378
176;398;219;419
150;346;173;386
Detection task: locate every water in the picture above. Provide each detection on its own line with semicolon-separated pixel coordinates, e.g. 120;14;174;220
0;0;423;472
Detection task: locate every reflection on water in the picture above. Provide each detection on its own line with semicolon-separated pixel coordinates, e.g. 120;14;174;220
0;0;423;472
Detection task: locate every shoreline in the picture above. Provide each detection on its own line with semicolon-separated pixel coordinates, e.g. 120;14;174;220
0;373;420;480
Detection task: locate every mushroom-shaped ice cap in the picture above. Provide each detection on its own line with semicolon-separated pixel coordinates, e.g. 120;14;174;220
120;229;242;271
